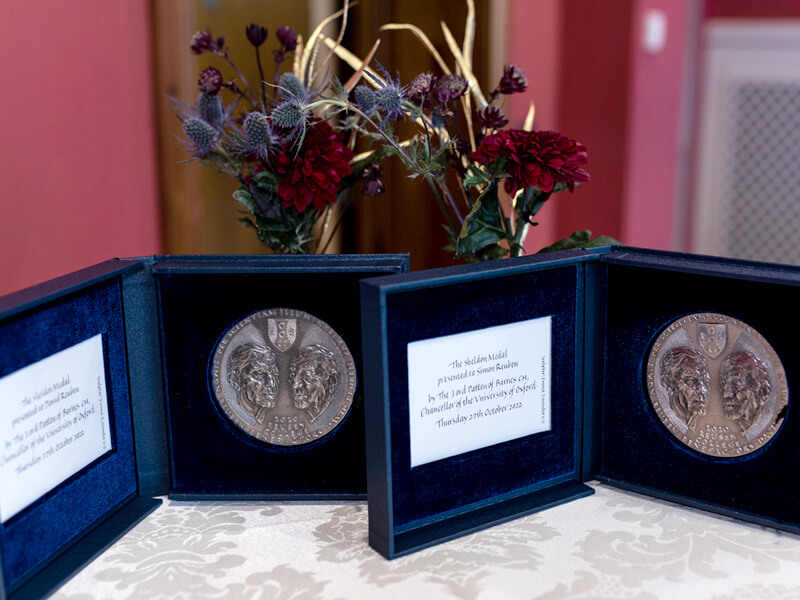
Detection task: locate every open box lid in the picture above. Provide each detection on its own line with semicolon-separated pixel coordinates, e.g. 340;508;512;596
591;247;800;532
360;246;800;558
0;259;159;599
0;252;409;598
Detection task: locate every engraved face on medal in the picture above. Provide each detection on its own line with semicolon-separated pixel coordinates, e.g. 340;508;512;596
211;309;356;446
646;313;788;458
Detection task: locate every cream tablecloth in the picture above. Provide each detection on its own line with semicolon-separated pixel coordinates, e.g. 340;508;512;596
52;482;800;600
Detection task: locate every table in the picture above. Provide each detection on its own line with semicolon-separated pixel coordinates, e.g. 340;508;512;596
53;482;800;599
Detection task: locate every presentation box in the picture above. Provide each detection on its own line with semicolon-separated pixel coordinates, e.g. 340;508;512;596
360;246;800;558
0;253;407;599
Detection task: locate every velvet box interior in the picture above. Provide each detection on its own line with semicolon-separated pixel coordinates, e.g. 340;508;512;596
151;254;408;498
360;246;800;559
0;253;407;599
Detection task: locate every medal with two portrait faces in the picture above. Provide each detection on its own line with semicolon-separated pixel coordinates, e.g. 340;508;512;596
646;313;788;458
211;308;356;446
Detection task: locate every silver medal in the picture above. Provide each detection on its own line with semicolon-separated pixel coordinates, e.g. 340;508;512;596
211;308;356;446
646;313;788;457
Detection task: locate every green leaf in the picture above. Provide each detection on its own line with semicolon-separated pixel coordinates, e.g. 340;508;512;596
428;139;455;166
537;230;622;253
383;143;406;161
232;188;256;212
251;169;279;187
463;164;492;189
583;234;623;248
463;174;485;188
519;186;549;218
455;183;509;258
329;77;346;100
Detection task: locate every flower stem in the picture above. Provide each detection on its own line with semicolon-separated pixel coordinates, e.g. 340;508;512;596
318;190;353;253
254;47;266;105
441;180;464;225
456;177;473;210
225;56;254;107
310;98;413;163
510;219;529;257
428;176;463;233
451;99;463;142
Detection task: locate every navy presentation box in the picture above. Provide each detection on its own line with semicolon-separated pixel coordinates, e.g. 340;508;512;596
0;254;407;599
360;246;800;558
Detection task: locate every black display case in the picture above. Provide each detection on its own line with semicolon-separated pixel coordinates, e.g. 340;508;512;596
360;247;799;558
0;253;408;599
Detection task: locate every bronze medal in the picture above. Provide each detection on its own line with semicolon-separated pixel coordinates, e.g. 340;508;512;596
646;313;788;457
211;308;356;446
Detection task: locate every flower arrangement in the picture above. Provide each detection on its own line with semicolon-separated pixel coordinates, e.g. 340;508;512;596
176;12;385;254
177;1;615;259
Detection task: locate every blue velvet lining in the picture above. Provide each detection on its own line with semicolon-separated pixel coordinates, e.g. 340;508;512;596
601;263;799;524
0;280;136;591
156;271;380;496
385;266;579;528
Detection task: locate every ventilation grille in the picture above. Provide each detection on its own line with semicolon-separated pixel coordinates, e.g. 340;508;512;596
693;22;800;265
722;81;800;262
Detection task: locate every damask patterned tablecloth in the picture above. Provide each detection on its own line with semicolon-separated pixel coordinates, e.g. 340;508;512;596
53;483;800;600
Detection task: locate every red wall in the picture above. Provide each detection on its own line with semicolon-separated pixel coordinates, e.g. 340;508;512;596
511;0;693;252
705;0;800;19
509;0;563;251
556;0;634;245
0;1;161;296
509;0;635;252
621;0;693;248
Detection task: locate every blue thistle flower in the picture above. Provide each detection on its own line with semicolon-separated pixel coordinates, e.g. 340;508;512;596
374;83;406;122
243;111;273;159
367;66;407;124
184;117;218;153
278;72;306;100
198;92;224;127
354;85;376;114
271;99;306;131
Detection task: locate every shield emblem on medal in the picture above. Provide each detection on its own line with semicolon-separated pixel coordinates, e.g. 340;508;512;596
269;318;297;352
698;322;726;358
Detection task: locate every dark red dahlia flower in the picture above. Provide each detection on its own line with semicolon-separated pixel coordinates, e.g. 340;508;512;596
473;129;589;196
275;120;354;212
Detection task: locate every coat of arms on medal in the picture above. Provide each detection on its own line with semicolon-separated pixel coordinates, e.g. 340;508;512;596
269;318;297;352
698;322;726;358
